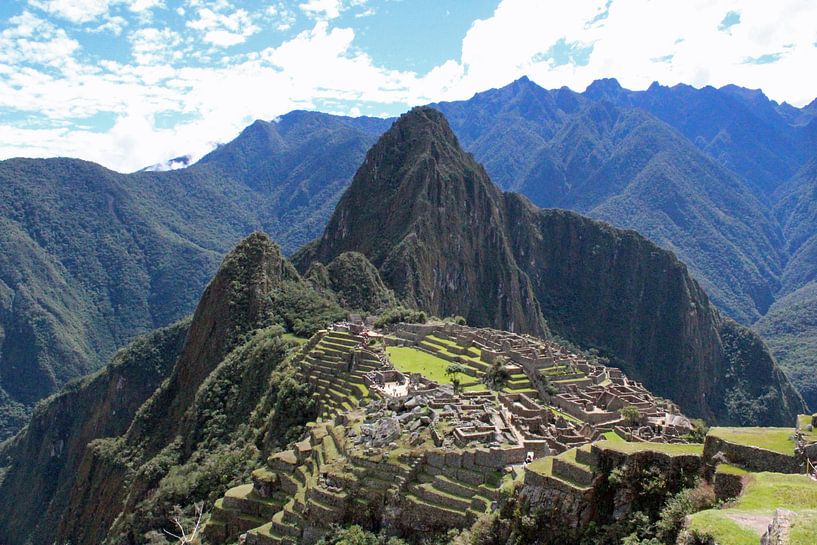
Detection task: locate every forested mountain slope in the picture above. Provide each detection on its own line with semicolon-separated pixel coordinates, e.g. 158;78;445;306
0;114;385;439
1;78;815;441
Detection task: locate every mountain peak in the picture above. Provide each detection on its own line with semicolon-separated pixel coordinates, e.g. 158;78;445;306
387;106;459;146
584;77;624;100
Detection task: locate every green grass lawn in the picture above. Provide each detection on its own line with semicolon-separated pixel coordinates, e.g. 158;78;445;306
709;427;797;455
386;346;486;391
716;463;749;476
790;511;817;545
595;440;703;456
688;473;817;545
602;431;625;442
282;332;308;345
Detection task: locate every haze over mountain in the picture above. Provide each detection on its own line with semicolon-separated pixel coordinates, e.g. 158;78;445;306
0;77;815;442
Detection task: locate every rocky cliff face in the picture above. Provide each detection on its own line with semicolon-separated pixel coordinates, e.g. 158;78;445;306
297;107;806;425
297;107;549;337
0;319;189;545
51;232;301;545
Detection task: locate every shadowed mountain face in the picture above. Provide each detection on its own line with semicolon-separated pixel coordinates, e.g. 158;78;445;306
433;77;798;324
431;77;816;410
297;107;807;425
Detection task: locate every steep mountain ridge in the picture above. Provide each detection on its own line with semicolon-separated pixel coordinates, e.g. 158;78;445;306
297;107;806;425
0;229;394;545
0;319;189;545
54;232;319;545
434;79;787;323
297;107;549;337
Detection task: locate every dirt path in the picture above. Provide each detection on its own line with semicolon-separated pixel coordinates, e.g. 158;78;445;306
725;512;773;536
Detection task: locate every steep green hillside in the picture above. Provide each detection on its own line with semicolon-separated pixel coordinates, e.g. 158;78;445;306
756;282;817;410
0;158;228;440
0;318;189;545
0;113;385;440
297;107;806;425
0;232;349;545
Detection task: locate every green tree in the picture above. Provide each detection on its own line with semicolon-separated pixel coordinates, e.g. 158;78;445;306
483;357;511;392
621;405;641;426
446;363;466;394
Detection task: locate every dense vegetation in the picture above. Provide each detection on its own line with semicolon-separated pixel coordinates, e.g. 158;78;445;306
0;318;190;545
0;113;386;439
0;231;410;545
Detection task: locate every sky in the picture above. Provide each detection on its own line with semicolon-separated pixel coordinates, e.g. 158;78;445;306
1;0;816;172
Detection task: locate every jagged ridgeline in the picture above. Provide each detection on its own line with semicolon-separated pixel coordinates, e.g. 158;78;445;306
0;231;398;545
296;106;806;426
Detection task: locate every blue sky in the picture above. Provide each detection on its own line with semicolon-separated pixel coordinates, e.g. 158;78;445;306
1;0;815;171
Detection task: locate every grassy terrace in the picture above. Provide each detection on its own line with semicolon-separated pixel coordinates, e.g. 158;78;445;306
709;427;797;455
386;346;487;392
602;431;625;442
688;473;817;545
594;440;703;456
716;463;749;476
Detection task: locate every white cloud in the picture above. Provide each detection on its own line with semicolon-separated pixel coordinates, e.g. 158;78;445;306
298;0;368;21
28;0;163;24
0;11;81;69
299;0;343;20
449;0;817;107
186;4;260;47
130;27;182;64
3;0;817;173
90;15;128;35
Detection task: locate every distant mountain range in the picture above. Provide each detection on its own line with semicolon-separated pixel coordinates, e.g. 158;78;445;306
0;108;804;545
0;77;814;440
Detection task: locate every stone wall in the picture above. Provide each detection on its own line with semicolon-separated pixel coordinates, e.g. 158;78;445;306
703;436;802;474
713;470;744;501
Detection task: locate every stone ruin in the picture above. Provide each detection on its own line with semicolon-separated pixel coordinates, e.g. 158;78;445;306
380;322;693;452
203;321;695;545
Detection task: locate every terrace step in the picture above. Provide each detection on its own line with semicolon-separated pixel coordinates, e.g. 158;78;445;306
222;484;282;519
405;494;469;526
415;483;472;511
270;510;301;538
246;522;292;545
